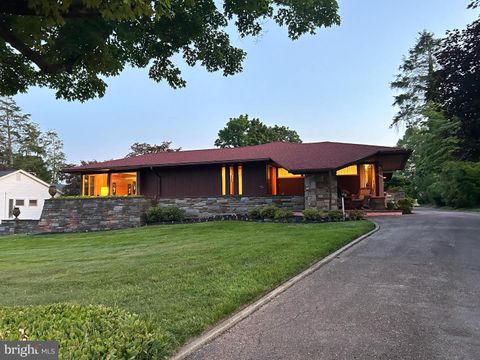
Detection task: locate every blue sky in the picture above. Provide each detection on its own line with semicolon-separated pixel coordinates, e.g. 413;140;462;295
14;0;479;164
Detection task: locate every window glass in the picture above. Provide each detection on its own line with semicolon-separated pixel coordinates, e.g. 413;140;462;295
278;168;303;178
238;165;243;196
15;199;25;206
221;166;226;195
29;200;38;207
229;166;235;195
336;165;358;176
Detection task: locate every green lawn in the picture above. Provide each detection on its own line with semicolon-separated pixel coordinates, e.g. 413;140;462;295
0;221;373;355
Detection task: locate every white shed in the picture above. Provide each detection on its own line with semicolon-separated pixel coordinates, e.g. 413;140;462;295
0;169;55;221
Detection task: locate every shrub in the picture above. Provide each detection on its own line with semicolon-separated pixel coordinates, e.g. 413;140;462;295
145;206;186;224
386;201;396;210
348;210;365;220
259;205;279;219
145;206;163;224
397;198;414;214
248;205;293;220
328;210;344;220
0;304;167;359
273;208;294;220
247;207;263;220
303;208;320;221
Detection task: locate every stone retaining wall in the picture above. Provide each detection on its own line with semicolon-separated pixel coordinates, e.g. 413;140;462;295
4;196;305;235
0;220;40;236
37;197;151;233
156;196;305;218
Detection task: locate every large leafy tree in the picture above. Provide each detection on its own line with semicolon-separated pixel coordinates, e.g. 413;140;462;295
436;12;480;160
215;114;301;148
397;103;460;202
390;31;441;127
126;141;181;157
0;0;340;101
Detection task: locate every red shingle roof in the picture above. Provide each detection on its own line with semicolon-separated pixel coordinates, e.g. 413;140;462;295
64;141;410;173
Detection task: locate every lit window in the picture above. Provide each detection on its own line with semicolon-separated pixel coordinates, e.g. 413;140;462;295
336;165;358;176
278;168;303;178
238;165;243;196
267;165;278;195
221;166;226;195
29;200;38;207
229;165;235;195
15;199;24;206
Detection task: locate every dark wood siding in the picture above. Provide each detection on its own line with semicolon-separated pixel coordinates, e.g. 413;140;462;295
337;175;360;196
139;161;269;198
277;178;304;196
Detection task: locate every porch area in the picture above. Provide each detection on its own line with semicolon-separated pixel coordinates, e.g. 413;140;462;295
336;163;386;210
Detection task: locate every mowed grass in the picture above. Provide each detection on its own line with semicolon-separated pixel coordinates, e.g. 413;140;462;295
0;221;373;355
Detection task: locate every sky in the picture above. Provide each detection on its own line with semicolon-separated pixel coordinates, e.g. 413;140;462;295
14;0;479;164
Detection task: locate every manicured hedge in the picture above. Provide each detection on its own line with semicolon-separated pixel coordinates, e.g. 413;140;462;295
0;304;167;359
303;208;365;221
145;206;186;224
248;205;294;220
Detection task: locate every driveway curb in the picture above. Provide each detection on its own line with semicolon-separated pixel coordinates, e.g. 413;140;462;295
170;221;380;360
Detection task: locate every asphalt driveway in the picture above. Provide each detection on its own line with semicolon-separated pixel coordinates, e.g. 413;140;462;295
185;209;480;360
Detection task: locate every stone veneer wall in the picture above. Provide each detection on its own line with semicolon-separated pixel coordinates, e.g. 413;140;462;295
37;197;151;234
0;220;39;236
304;173;338;210
156;196;305;218
35;196;304;234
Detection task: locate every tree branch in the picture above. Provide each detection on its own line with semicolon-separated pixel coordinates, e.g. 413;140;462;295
0;0;99;18
0;23;76;74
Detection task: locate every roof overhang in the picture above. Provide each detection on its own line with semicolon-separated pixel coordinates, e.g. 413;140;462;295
63;158;273;174
287;149;412;174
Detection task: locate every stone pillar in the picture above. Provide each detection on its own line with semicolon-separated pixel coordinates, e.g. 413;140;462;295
304;172;338;210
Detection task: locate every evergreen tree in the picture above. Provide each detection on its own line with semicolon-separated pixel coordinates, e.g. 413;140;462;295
391;31;441;127
0;97;30;166
42;130;66;183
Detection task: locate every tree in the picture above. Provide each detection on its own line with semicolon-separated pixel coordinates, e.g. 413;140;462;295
397;103;460;204
42;130;66;183
126;142;181;157
13;153;51;181
0;97;30;166
0;96;67;182
0;0;340;101
18;121;44;157
436;15;480;160
390;31;441;127
215;115;302;148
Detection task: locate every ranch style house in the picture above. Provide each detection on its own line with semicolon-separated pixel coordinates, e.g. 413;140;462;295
64;141;410;212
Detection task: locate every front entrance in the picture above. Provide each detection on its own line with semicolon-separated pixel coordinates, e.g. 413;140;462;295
336;163;385;209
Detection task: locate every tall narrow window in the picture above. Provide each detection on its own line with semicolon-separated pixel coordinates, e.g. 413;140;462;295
238;165;243;196
82;175;86;196
221;166;227;196
229;165;235;195
268;165;278;195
